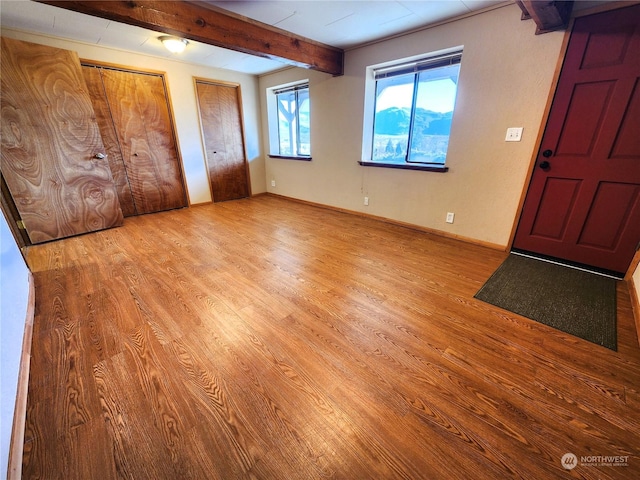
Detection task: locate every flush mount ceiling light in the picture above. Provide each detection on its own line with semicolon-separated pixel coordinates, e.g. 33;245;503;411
159;35;189;53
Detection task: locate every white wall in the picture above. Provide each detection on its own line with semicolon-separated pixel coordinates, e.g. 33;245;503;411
260;3;566;248
0;214;30;475
1;28;267;204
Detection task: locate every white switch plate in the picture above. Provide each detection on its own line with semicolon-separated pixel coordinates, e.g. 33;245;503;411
364;196;369;206
271;180;276;187
505;127;523;142
446;212;455;224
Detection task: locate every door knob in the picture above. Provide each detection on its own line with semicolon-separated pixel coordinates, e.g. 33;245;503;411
94;153;106;159
539;161;550;169
542;149;553;158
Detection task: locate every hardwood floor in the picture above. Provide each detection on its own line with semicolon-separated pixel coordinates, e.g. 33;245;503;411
23;195;640;479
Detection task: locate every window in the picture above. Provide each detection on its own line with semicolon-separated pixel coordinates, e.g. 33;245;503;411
270;83;310;159
366;50;462;170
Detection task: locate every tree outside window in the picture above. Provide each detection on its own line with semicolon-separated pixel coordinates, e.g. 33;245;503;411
275;84;310;157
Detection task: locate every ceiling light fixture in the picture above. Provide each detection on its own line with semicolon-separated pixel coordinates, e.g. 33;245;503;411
159;35;189;53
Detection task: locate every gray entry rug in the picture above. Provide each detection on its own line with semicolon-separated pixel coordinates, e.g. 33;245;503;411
475;254;617;350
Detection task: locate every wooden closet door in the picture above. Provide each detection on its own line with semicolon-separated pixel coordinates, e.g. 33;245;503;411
82;66;137;217
195;80;250;202
0;37;123;244
99;68;188;214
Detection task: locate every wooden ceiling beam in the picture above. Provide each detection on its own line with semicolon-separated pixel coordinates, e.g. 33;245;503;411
515;1;574;34
35;1;344;75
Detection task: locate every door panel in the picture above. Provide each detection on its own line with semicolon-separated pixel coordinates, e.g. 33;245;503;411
611;78;640;158
555;81;614;157
195;80;250;202
0;37;122;244
580;24;635;69
514;5;640;275
530;178;581;240
99;68;187;214
577;182;639;249
82;66;137;217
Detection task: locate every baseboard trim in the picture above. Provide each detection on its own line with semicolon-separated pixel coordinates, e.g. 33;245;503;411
7;272;35;480
624;249;640;346
629;276;640;348
265;193;507;252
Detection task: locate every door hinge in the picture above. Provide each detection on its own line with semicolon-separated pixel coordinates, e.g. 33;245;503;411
17;220;25;230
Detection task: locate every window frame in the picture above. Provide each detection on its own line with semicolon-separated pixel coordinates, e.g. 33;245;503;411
267;81;311;161
361;48;463;172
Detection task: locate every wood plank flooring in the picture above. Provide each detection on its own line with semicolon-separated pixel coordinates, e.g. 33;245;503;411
24;195;640;479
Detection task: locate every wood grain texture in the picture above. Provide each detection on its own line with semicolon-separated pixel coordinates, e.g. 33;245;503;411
99;67;187;214
196;80;250;202
0;37;123;243
35;0;344;75
81;65;137;217
24;196;640;479
517;0;573;33
7;272;34;480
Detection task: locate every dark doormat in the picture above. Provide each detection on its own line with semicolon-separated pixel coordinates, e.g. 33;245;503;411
475;254;617;351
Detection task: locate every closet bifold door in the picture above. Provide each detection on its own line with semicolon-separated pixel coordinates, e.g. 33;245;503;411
82;66;137;217
82;64;188;216
195;79;250;202
0;37;123;244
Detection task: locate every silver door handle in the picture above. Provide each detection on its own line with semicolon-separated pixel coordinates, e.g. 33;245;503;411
94;153;106;159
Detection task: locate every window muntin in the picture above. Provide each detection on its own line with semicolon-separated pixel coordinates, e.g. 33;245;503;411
275;84;310;157
371;52;461;167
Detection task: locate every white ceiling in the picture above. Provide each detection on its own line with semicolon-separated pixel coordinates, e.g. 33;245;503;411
0;0;507;74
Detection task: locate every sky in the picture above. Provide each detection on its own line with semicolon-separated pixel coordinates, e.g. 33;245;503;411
376;63;460;113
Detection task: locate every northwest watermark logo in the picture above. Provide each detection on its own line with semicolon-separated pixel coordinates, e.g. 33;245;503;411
561;453;577;470
561;452;629;469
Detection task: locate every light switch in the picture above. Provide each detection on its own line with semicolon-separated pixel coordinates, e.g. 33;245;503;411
505;127;523;142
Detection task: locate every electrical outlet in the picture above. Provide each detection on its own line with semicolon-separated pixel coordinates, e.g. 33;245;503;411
271;180;276;187
364;196;369;206
505;127;523;142
446;212;455;224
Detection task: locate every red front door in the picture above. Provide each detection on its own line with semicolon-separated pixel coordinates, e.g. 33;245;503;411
513;5;640;275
